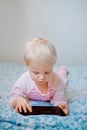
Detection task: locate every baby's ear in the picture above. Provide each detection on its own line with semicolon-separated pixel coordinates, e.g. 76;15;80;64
24;61;30;68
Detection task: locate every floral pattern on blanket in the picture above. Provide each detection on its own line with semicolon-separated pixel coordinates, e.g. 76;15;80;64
0;63;87;130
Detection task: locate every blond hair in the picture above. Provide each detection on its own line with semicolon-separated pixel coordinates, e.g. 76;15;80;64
24;38;57;66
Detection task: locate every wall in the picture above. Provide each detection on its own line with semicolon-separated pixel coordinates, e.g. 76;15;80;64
0;0;87;66
0;0;26;63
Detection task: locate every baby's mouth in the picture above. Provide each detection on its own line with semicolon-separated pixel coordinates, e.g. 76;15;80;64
36;80;46;84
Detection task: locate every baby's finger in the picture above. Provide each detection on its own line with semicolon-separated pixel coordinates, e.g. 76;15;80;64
59;104;66;109
22;103;32;113
65;107;69;115
15;106;19;112
61;105;69;115
16;105;22;113
26;104;32;112
22;104;28;113
58;104;69;115
63;108;69;115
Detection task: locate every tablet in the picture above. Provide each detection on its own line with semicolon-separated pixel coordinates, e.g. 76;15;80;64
19;106;66;116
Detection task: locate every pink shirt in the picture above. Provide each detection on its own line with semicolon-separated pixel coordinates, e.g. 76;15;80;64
9;71;67;106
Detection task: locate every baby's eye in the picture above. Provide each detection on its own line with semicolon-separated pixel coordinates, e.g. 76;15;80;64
45;72;50;74
33;72;39;74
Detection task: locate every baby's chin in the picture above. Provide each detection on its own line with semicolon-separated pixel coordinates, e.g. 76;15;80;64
35;81;48;86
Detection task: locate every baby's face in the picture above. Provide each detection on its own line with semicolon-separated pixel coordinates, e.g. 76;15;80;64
28;60;54;86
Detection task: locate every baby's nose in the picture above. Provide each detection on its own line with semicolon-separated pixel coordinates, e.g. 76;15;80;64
39;74;45;80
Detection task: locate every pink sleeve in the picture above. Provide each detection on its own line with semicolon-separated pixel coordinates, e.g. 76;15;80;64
9;72;30;106
50;82;67;106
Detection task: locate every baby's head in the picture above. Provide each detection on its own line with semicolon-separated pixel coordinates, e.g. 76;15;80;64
24;38;57;67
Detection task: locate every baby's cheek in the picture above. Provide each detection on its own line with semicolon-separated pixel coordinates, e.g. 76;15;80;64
30;74;35;80
46;75;51;81
31;75;38;81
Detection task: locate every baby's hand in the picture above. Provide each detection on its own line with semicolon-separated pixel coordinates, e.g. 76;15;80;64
14;97;32;113
58;103;69;115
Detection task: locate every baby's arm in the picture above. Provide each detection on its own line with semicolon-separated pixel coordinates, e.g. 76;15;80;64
9;72;32;113
51;83;69;115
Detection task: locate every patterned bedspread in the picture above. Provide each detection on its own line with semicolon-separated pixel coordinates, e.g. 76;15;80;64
0;63;87;130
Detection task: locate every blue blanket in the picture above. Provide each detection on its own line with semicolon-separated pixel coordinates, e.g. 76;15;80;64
0;63;87;130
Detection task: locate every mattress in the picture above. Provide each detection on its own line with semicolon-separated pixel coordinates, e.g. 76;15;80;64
0;63;87;130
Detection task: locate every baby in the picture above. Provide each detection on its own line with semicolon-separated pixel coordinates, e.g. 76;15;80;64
9;38;69;115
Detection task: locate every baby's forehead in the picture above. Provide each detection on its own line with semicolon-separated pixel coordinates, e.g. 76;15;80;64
29;61;53;71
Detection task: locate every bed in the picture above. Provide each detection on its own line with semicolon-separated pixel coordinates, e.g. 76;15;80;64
0;63;87;130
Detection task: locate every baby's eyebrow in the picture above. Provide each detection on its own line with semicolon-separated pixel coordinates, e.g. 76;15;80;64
32;71;39;73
